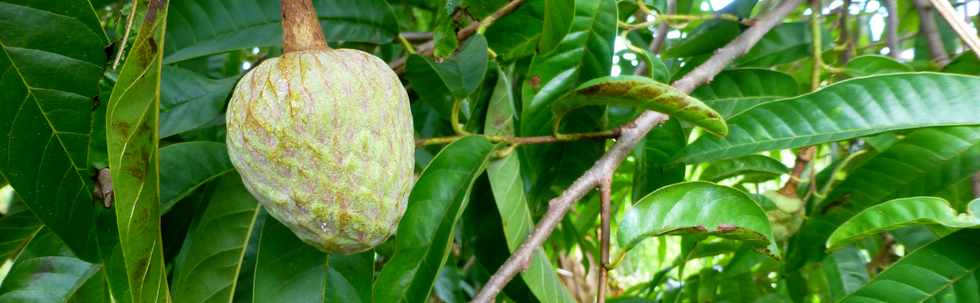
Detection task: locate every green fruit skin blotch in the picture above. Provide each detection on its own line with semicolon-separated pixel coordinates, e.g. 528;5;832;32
226;49;414;254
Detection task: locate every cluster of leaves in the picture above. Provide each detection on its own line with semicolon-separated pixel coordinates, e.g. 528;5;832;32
0;0;978;302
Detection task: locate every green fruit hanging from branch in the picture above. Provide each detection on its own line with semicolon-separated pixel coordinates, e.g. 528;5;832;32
225;0;414;254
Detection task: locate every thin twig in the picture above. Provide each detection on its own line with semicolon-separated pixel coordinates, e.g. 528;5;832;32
597;177;612;303
883;0;900;58
779;146;816;198
635;0;675;76
914;0;951;66
811;0;824;91
400;32;433;43
112;1;139;69
389;0;525;72
929;0;980;57
397;34;417;54
837;0;853;62
470;1;804;301
415;128;621;147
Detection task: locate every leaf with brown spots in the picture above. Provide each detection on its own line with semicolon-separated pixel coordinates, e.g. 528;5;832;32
104;0;172;302
552;75;728;137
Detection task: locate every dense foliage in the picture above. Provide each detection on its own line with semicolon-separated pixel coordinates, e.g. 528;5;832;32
0;0;978;302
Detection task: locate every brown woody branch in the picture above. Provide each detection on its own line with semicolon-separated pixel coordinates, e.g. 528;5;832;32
416;128;621;147
914;0;951;66
883;0;900;58
470;0;805;301
597;177;612;303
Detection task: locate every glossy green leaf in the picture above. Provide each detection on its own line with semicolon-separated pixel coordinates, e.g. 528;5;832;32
374;136;495;303
0;256;102;302
160;142;234;213
407;35;489;100
484;0;546;61
164;0;399;63
0;201;41;260
820;247;868;301
821;126;980;212
699;155;788;183
160;66;236;138
843;55;913;77
552;76;727;136
617;182;778;256
840;229;980;303
737;22;831;67
680;73;980;163
539;0;575;53
631;119;686;201
484;69;575;303
0;0;108;261
171;174;261;303
827;197;980;250
325;252;374;303
105;1;171;301
519;0;616;208
942;51;979;76
690;68;799;101
252;216;327;303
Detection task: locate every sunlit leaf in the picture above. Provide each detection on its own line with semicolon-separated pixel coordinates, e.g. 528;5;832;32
826;197;980;250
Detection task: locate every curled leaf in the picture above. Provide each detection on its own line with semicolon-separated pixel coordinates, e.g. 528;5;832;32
826;197;980;250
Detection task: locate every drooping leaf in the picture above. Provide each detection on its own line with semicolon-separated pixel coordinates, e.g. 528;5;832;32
820;247;869;301
374;136;495;303
552;76;728;136
406;34;489;101
631;119;686;201
164;0;399;63
680;73;980;163
484;0;546;61
251;216;327;303
840;229;980;303
160;66;237;138
484;69;576;303
699;155;788;183
170;174;261;303
843;55;913;77
104;0;171;301
519;0;616;209
737;22;831;67
618;182;778;256
160;142;234;213
826;197;980;250
0;0;108;261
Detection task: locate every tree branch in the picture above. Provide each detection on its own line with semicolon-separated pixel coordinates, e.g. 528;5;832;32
929;0;980;57
389;0;525;73
415;128;621;147
597;177;612;303
914;0;951;66
883;0;900;58
470;0;804;301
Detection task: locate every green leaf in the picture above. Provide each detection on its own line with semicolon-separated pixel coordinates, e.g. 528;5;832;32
679;73;980;163
663;0;757;58
0;202;42;260
484;69;576;303
631;118;686;201
484;0;546;61
617;182;778;256
820;247;869;301
160;142;234;213
519;0;616;208
407;35;489;99
699;155;788;183
820;126;980;212
843;55;913;77
170;174;261;303
826;197;980;250
690;68;799;101
0;256;102;302
432;2;460;58
374;136;495;303
942;51;979;76
553;75;728;136
160;66;236;138
326;252;374;303
164;0;399;63
252;215;327;303
737;22;831;67
0;0;108;261
539;0;575;53
105;1;171;301
840;229;980;302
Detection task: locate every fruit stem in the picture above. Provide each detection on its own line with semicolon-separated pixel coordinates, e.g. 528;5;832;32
281;0;329;53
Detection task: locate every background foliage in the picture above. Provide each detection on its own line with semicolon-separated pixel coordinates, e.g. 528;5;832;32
0;0;978;302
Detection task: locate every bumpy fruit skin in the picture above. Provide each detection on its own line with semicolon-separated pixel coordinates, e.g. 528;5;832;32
226;49;414;254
